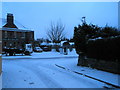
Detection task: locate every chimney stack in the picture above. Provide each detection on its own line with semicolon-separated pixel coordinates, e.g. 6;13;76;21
7;13;14;24
3;13;18;28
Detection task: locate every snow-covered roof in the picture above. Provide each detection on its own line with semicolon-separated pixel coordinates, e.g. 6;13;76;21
60;41;67;46
49;43;54;45
1;27;33;32
69;42;74;45
40;42;52;46
0;18;31;30
89;37;103;41
40;42;61;46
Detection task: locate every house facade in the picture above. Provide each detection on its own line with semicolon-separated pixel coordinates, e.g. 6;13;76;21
2;28;34;49
1;13;34;51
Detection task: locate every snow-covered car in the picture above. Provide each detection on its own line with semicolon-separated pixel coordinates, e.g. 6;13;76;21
34;47;43;52
42;46;51;51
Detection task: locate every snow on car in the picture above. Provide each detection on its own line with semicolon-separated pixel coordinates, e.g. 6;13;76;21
34;47;43;52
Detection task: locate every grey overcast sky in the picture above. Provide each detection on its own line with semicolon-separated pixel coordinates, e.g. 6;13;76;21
2;2;118;39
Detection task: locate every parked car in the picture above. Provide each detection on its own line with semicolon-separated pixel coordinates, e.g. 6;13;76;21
42;46;51;51
34;47;43;52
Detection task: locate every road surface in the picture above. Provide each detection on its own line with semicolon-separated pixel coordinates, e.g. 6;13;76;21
2;57;108;88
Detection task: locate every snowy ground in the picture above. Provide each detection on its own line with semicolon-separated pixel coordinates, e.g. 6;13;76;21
2;49;120;88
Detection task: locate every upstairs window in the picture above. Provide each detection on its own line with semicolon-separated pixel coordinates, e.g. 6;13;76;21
14;31;17;38
5;31;7;38
21;32;25;38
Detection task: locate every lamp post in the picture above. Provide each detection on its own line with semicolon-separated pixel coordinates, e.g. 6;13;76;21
81;16;86;24
118;1;120;30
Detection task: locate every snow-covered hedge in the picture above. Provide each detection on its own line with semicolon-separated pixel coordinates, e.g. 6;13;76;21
86;36;120;61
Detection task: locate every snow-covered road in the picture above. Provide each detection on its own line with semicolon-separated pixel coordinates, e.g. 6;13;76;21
2;58;104;88
2;50;120;88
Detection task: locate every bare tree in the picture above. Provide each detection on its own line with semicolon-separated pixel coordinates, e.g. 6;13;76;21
46;21;66;43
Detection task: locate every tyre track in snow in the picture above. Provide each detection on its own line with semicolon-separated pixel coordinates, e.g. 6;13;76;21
3;58;111;88
13;61;63;88
3;59;105;88
3;61;38;88
18;61;105;88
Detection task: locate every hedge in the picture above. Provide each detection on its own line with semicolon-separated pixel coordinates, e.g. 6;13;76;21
86;37;120;61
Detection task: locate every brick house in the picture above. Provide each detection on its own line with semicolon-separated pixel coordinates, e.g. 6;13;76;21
1;13;34;51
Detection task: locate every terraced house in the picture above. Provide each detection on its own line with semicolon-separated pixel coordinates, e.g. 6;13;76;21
1;13;34;51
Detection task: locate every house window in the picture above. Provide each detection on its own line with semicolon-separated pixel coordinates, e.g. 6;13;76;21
14;42;16;46
21;32;25;38
5;31;7;38
8;32;13;39
14;31;17;38
30;32;33;39
17;32;20;38
4;42;6;46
